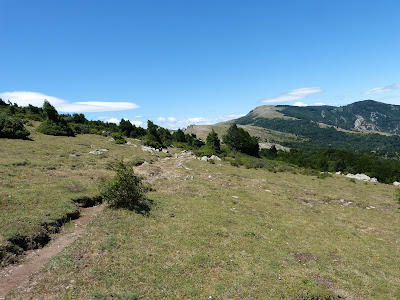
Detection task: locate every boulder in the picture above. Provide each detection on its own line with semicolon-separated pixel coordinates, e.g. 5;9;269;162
210;155;221;161
346;173;377;182
180;150;193;156
201;156;209;161
394;182;400;186
141;145;155;152
177;163;192;170
89;150;104;155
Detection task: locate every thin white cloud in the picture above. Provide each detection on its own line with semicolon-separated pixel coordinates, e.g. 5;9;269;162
0;91;140;112
105;117;120;124
167;117;176;122
131;120;143;126
157;117;166;122
293;102;308;107
362;82;400;94
260;87;323;103
292;102;326;107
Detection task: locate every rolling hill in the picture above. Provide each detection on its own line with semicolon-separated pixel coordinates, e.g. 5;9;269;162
228;100;400;153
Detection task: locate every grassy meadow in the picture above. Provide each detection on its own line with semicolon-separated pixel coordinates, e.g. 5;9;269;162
2;127;400;299
0;126;162;262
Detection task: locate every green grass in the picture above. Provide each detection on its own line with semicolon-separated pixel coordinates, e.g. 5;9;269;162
5;137;400;299
0;125;164;260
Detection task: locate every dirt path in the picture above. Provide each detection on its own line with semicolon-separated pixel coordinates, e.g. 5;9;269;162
0;204;104;299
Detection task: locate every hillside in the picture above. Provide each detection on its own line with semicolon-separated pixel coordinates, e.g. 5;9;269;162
2;101;400;298
232;100;400;153
280;100;400;134
184;124;301;146
2;128;400;299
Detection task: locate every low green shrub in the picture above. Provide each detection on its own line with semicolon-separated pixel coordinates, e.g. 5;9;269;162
0;114;30;139
111;132;126;144
37;119;75;136
99;161;150;213
143;137;163;149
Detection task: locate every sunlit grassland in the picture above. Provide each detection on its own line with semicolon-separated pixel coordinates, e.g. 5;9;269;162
0;127;161;244
7;151;400;299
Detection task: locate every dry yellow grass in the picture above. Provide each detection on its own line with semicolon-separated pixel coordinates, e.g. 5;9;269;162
4;138;400;299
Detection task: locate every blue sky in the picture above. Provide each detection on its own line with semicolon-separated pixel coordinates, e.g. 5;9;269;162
1;0;400;129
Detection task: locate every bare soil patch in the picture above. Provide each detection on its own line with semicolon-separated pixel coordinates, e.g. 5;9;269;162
0;204;104;298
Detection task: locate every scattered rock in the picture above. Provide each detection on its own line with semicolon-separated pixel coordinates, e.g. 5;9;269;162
141;145;155;152
210;155;221;161
177;163;192;170
142;161;150;165
394;182;400;186
232;196;239;199
201;156;209;161
108;137;115;142
89;149;108;155
258;142;289;151
126;142;137;147
345;173;378;182
180;150;193;156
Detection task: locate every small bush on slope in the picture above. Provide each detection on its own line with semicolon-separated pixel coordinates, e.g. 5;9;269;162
36;101;75;136
99;161;150;213
0;114;30;139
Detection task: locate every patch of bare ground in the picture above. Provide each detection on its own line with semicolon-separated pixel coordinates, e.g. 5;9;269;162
314;275;356;300
0;204;104;299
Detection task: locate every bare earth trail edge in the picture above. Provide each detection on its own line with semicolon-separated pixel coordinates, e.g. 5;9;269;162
0;150;189;299
0;204;105;299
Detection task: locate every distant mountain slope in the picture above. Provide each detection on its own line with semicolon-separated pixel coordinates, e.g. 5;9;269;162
233;100;400;153
279;100;400;134
184;124;301;144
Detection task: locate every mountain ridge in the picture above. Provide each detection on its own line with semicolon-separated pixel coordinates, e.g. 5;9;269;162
234;100;400;135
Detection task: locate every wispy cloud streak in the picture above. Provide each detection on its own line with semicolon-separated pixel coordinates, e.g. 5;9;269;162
362;83;400;94
260;87;323;103
0;91;140;112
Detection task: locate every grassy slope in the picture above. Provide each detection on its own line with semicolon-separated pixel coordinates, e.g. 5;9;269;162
185;124;301;144
0;125;161;252
5;141;400;299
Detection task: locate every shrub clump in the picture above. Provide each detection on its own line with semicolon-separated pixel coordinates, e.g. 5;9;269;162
99;161;149;212
0;114;30;139
111;132;127;144
36;101;75;136
223;123;259;156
